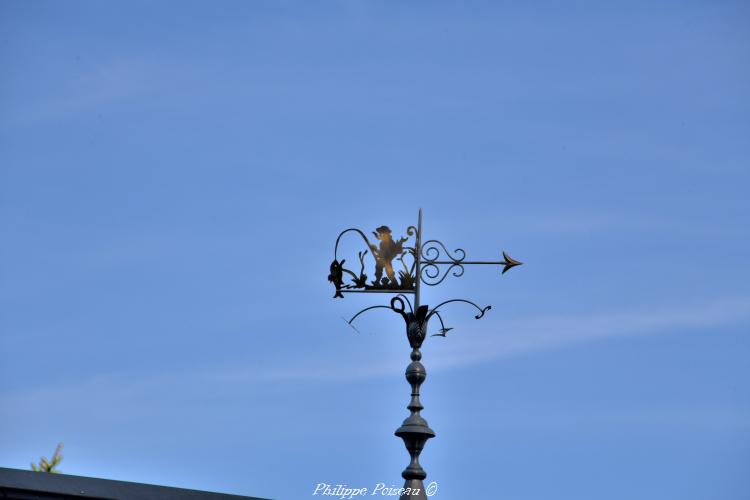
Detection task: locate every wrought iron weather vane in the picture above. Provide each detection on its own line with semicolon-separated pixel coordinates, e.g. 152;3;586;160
328;209;522;500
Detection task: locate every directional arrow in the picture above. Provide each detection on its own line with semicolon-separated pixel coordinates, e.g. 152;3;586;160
501;251;523;274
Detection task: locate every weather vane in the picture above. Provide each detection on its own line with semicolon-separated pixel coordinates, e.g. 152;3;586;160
327;209;522;500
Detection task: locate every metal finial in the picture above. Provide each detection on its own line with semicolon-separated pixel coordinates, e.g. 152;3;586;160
328;209;522;499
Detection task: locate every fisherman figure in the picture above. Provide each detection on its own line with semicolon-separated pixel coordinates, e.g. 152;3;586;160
370;226;407;286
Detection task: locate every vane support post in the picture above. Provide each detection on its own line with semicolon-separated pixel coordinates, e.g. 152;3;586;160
329;209;521;497
394;349;434;499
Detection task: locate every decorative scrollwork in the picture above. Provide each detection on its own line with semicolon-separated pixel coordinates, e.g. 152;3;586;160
420;262;465;286
345;295;491;342
347;296;430;348
419;239;468;286
421;239;466;263
428;298;491;322
331;210;523;346
418;240;522;286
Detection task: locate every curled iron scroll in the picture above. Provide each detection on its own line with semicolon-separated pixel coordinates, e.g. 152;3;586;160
420;262;465;286
421;239;466;263
427;299;491;321
420;239;468;286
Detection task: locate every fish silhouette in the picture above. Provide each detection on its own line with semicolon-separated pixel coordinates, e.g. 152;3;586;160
328;259;345;298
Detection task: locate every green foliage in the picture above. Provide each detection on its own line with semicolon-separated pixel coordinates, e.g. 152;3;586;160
31;443;63;473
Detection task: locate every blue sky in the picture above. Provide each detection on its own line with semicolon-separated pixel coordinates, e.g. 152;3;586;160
1;1;749;499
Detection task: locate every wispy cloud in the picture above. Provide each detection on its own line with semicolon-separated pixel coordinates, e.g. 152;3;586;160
427;295;750;371
256;295;750;380
1;296;748;418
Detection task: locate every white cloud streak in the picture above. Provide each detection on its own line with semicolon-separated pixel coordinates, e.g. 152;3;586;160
427;295;750;372
219;295;750;382
1;296;748;418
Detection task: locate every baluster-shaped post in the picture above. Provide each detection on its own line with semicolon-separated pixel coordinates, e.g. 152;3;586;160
394;347;435;500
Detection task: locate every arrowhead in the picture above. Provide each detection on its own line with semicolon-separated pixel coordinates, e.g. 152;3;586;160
501;251;522;274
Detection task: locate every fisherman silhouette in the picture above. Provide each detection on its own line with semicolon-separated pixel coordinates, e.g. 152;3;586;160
370;226;407;286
